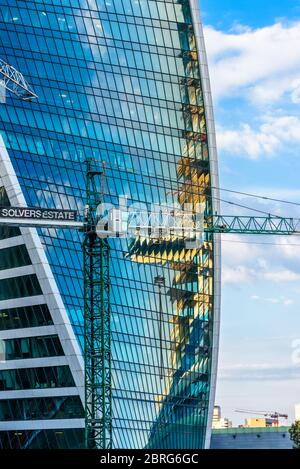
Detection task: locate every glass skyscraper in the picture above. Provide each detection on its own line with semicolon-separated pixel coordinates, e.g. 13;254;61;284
0;0;220;449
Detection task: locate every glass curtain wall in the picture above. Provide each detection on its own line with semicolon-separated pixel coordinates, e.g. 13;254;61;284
0;0;218;449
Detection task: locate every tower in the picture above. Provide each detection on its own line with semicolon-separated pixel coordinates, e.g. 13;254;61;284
0;0;220;448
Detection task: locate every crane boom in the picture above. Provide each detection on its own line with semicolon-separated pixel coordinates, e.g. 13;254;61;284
235;408;288;427
0;59;38;101
0;212;298;237
100;210;300;239
205;215;298;235
236;409;288;416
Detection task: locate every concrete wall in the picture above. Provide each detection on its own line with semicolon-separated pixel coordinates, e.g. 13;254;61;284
211;427;292;449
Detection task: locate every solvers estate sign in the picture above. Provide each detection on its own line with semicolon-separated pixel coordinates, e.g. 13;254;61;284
0;207;77;221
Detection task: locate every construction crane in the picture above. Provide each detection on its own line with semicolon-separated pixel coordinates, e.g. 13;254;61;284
0;58;297;449
0;205;298;447
235;409;289;427
0;59;38;101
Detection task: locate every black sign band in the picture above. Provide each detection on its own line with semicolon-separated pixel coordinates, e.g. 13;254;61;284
0;207;77;221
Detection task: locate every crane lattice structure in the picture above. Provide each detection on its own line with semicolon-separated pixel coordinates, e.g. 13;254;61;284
0;59;38;101
83;159;112;449
0;59;298;449
206;214;297;235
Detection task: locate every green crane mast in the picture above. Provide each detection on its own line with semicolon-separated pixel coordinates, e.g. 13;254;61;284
83;158;112;449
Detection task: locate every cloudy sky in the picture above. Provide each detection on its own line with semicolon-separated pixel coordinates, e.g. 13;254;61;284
200;0;300;425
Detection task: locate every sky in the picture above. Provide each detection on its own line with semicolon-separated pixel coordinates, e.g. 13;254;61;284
200;0;300;426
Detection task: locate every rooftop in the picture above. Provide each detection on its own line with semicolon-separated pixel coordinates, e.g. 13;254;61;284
212;426;290;435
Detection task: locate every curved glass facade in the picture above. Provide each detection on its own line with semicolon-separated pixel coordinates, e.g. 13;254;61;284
0;0;220;448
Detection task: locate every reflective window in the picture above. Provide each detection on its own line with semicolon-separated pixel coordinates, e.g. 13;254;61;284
0;244;31;270
0;428;84;449
0;275;42;301
0;186;21;239
0;365;75;391
0;396;83;420
4;335;64;360
0;226;21;240
0;304;53;330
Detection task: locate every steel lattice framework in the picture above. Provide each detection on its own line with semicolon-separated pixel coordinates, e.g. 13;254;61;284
0;59;38;100
205;215;298;235
83;159;112;449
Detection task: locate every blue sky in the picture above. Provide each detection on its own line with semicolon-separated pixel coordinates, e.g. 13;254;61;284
200;0;300;426
202;0;300;29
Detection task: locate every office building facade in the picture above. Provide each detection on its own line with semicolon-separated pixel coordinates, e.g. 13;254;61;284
0;0;220;448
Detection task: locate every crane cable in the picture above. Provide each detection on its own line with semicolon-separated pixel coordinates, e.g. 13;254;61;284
212;186;300;207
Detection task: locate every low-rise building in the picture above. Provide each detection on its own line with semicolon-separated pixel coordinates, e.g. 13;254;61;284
210;426;292;449
245;417;274;428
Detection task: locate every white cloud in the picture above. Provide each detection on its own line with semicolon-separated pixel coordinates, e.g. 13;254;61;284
204;21;300;104
224;267;300;285
234;187;300;201
222;231;300;287
203;22;300;159
291;79;300;103
219;363;300;381
223;265;256;284
263;269;300;282
250;294;294;306
217;114;300;159
266;297;280;304
222;234;261;263
272;237;300;265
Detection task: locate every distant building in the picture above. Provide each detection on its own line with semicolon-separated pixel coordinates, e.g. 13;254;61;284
211;427;292;449
213;406;221;423
245;417;274;428
212;406;232;429
213;419;233;430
